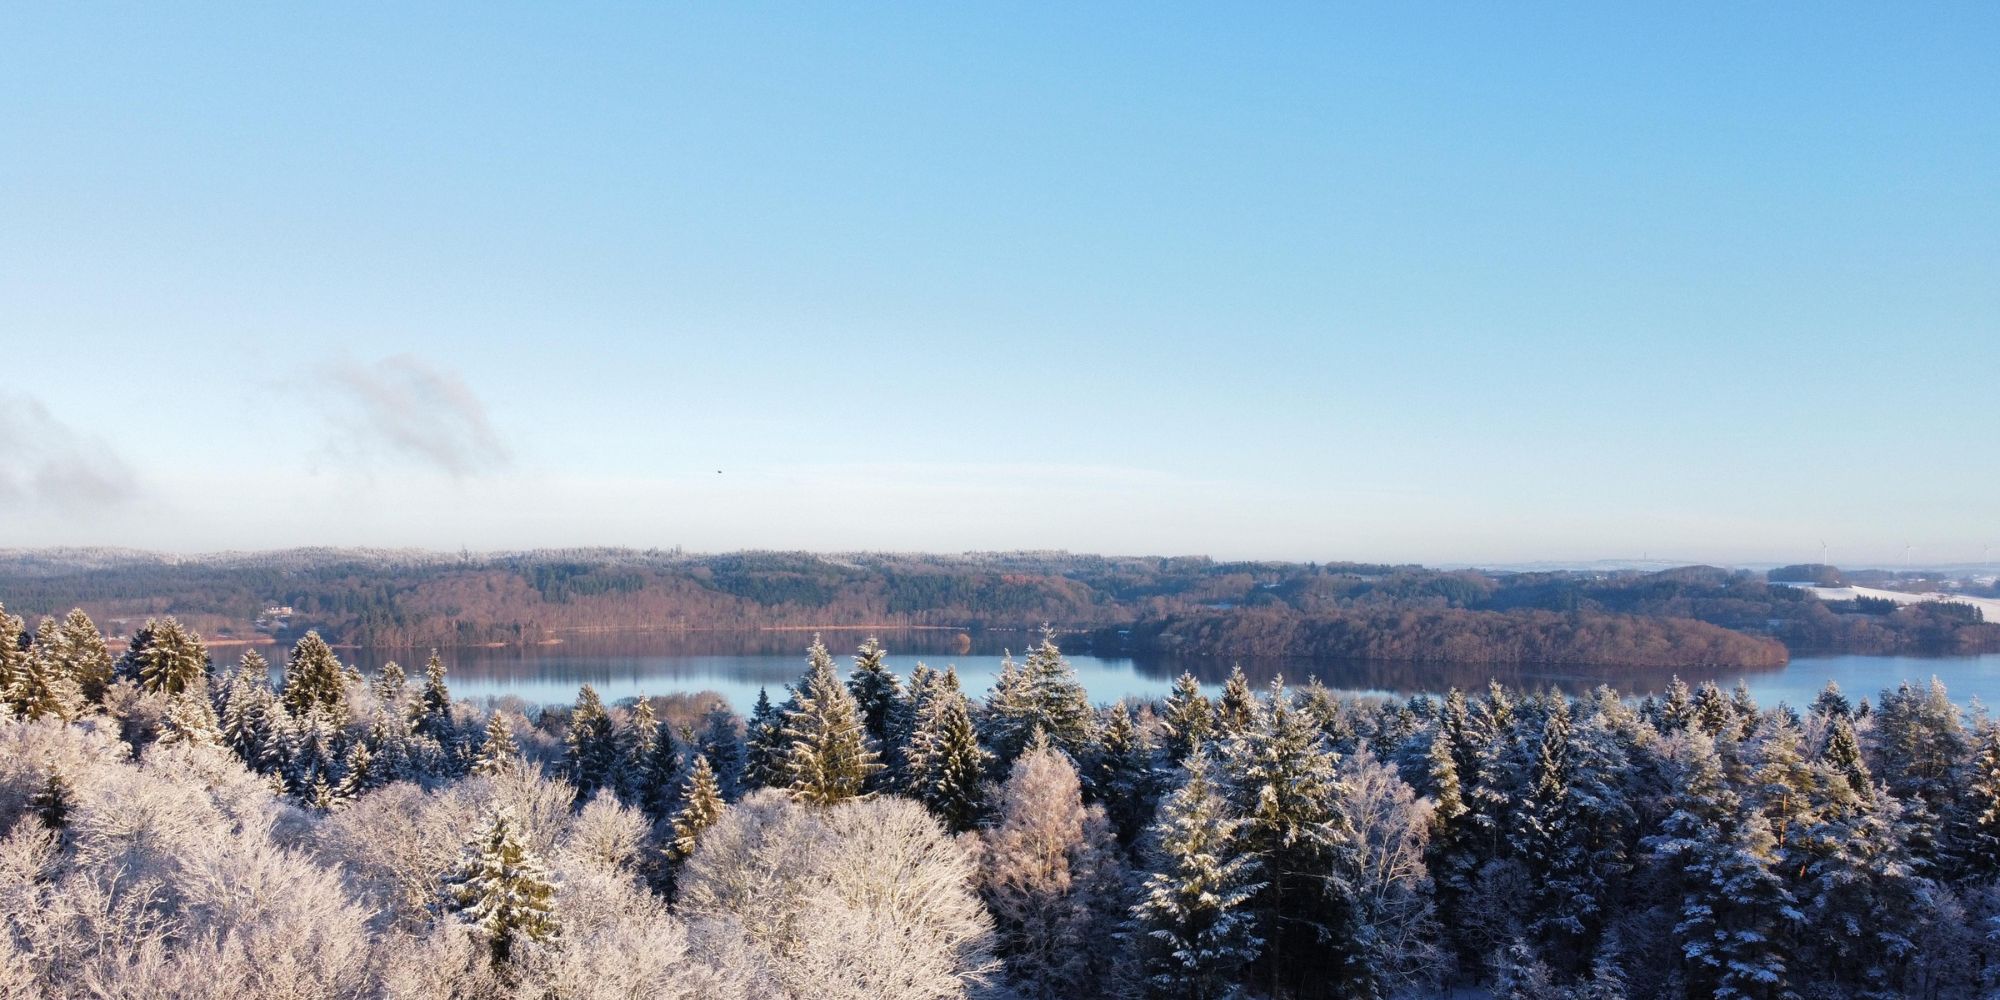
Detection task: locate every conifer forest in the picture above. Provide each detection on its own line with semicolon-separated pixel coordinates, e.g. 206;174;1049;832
4;599;1999;999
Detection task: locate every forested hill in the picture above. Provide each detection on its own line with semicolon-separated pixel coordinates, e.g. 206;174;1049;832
0;548;1990;662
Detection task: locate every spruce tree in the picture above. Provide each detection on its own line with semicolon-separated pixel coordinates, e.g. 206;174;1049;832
1648;731;1797;1000
159;682;225;748
444;808;561;966
32;765;74;831
636;714;684;820
984;626;1098;767
668;754;726;861
280;631;350;718
619;699;659;803
1692;681;1737;740
1751;714;1818;855
1222;677;1365;999
897;661;942;751
1730;681;1760;727
1427;721;1468;836
473;712;521;776
54;609;114;704
1510;694;1603;973
1872;678;1968;865
1299;680;1355;752
1162;671;1214;764
742;687;788;790
284;709;342;799
1821;716;1872;799
1960;722;2000;879
10;633;84;722
695;699;744;799
903;666;989;832
1657;676;1696;734
983;652;1037;762
1811;681;1853;721
221;655;277;767
332;741;374;806
0;605;25;700
415;650;453;742
1092;700;1161;844
1424;718;1479;973
565;685;619;799
1133;750;1265;1000
372;659;408;712
780;635;882;806
846;635;903;746
125;617;210;696
1215;664;1256;738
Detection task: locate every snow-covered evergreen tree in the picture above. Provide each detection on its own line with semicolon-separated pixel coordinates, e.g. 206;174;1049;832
332;741;374;806
124;616;211;696
414;650;453;743
1958;721;2000;880
158;681;225;748
10;627;84;722
1509;693;1615;975
1657;676;1695;734
846;635;902;747
1811;681;1853;721
220;653;280;767
372;659;408;713
618;698;659;803
1750;713;1817;856
902;665;989;832
1871;677;1968;865
1215;665;1256;739
694;699;744;799
1820;716;1872;799
49;608;115;704
1692;681;1737;741
280;631;350;718
742;686;788;790
1162;671;1214;764
473;711;522;776
668;754;725;862
634;712;684;819
565;684;619;799
1646;730;1797;1000
780;636;882;806
0;604;25;701
444;807;561;966
1092;700;1160;844
1132;749;1263;1000
284;707;343;800
1220;677;1367;999
31;763;74;830
983;626;1098;767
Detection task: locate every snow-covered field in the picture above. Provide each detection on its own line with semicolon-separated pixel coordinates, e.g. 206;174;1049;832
1785;583;2000;622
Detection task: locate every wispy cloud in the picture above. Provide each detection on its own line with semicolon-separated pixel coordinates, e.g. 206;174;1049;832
0;394;138;509
320;354;510;477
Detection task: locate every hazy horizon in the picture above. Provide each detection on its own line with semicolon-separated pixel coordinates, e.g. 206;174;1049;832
4;5;1995;564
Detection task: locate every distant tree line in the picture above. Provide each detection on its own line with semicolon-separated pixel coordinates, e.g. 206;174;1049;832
0;550;1991;659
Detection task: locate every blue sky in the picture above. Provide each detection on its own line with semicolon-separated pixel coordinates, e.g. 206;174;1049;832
2;4;1995;565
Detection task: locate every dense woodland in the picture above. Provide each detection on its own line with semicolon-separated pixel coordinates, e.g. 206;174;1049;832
8;599;2000;998
0;550;1990;663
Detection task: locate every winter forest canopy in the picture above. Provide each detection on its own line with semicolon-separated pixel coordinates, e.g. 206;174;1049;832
7;600;2000;998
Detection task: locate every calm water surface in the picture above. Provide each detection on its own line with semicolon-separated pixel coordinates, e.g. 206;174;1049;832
325;629;2000;712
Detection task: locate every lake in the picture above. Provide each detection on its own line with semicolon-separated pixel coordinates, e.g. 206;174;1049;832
325;628;2000;713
